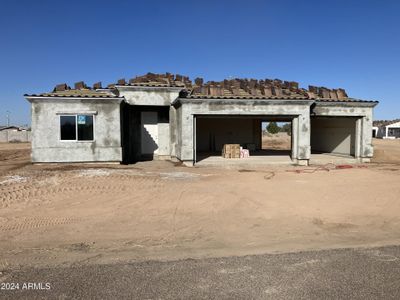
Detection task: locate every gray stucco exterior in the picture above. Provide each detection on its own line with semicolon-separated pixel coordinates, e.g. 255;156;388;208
25;84;378;166
312;102;375;161
28;97;123;163
172;98;313;165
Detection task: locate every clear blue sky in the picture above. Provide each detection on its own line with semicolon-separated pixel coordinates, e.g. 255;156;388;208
1;0;399;126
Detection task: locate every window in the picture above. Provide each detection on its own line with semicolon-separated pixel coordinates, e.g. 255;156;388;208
60;116;76;140
60;115;94;141
388;128;400;138
77;115;94;141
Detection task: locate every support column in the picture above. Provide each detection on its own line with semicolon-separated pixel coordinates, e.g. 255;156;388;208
355;118;362;158
193;116;197;163
360;114;373;162
180;106;194;166
291;117;298;159
169;106;177;158
296;113;311;166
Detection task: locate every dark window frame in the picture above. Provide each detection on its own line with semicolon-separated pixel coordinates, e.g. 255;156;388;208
59;114;95;142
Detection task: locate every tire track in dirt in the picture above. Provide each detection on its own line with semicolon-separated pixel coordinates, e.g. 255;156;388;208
0;217;82;232
0;173;167;208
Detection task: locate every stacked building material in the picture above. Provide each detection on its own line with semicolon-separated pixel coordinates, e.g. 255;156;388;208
50;73;350;101
222;144;241;158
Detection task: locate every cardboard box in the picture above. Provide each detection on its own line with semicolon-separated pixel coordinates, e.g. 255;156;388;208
222;144;241;158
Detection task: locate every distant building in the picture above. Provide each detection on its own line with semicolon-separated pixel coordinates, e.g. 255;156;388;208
373;119;400;139
0;126;31;142
0;126;20;131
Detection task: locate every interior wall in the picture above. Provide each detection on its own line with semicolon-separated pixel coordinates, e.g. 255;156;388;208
141;111;159;155
196;118;261;152
311;117;357;156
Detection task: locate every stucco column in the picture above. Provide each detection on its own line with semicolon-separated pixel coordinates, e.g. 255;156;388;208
169;106;177;158
355;118;362;158
179;106;195;165
295;113;311;165
291;117;298;159
360;114;373;161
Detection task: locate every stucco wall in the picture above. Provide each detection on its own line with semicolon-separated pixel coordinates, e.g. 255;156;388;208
312;103;376;158
0;130;31;142
157;122;170;156
117;86;180;106
117;87;178;159
311;117;357;155
30;98;122;162
174;99;313;164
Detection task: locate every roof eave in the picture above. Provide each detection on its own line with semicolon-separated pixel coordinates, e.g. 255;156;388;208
315;99;379;107
24;95;124;103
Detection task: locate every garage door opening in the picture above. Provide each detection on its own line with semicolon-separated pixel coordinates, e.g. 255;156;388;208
195;116;293;165
311;116;358;157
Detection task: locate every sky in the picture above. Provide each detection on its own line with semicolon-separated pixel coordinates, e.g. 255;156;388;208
0;0;399;126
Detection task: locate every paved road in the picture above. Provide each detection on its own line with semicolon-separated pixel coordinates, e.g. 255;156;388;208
2;245;400;299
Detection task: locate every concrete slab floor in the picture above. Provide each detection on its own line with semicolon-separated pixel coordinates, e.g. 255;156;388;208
310;153;359;165
195;155;294;166
195;153;359;167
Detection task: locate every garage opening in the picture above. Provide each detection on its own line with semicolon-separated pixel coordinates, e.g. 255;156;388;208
195;115;293;164
311;116;358;157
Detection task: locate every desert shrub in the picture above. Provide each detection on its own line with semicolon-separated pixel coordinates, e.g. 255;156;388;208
281;123;292;136
266;122;280;134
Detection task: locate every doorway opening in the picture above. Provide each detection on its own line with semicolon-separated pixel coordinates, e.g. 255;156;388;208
261;121;292;155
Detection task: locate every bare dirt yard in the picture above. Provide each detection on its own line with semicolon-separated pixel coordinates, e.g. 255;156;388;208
0;142;30;175
0;140;400;270
262;132;291;150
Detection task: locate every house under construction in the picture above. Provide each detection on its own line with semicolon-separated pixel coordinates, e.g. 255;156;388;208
25;73;378;166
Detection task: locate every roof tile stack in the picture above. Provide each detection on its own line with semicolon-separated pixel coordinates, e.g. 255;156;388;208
26;73;372;102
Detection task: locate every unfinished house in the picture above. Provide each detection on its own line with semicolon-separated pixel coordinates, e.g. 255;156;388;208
25;73;378;166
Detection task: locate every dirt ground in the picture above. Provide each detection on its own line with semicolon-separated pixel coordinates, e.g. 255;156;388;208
0;140;400;270
0;142;31;175
262;132;291;150
372;138;400;163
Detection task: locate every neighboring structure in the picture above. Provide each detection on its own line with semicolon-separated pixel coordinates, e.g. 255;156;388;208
0;126;31;142
373;119;400;139
25;73;378;166
0;126;21;131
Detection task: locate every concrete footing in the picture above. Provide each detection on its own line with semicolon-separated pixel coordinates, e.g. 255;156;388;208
296;159;309;166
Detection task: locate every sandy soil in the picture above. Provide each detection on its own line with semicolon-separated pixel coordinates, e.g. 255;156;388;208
0;140;400;269
372;138;400;163
262;132;291;150
0;142;30;175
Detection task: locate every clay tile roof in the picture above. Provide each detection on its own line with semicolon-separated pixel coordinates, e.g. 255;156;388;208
25;89;121;99
184;77;378;103
119;72;188;88
24;73;377;103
